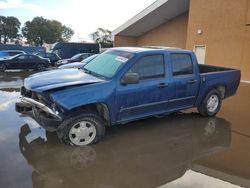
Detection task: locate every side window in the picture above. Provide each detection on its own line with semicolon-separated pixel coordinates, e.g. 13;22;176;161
171;54;193;76
9;52;17;56
129;55;165;80
47;54;53;58
39;53;46;57
29;55;38;59
17;55;27;60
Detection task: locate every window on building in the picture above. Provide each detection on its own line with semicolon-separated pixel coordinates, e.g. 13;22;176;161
171;54;193;76
129;54;165;80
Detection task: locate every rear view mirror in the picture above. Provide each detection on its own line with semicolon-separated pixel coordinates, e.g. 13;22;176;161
121;73;139;85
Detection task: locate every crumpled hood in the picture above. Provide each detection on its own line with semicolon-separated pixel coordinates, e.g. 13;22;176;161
24;69;104;92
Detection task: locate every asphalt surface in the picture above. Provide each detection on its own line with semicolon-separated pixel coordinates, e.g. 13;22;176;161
0;71;249;188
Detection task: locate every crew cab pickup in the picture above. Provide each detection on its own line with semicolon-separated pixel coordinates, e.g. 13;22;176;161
15;47;241;146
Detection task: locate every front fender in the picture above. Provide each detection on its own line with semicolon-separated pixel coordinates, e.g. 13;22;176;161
50;81;115;111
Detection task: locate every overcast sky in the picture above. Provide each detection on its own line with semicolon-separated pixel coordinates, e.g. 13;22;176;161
0;0;156;42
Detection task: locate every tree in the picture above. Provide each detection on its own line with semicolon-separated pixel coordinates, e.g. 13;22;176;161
22;17;49;46
22;17;74;46
90;28;113;48
0;16;21;44
61;26;74;42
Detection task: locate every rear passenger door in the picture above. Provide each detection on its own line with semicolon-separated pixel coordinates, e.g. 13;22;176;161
28;55;39;68
169;53;199;109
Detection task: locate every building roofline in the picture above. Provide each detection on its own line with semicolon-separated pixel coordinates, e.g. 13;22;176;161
112;0;168;36
112;0;189;37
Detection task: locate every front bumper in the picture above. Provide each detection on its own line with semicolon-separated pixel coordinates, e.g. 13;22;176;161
16;97;63;131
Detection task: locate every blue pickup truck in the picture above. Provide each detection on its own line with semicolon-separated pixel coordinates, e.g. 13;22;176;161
16;47;241;146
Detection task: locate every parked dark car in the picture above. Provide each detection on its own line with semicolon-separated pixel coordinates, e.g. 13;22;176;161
36;52;61;66
58;54;98;69
0;50;25;58
16;47;240;146
0;54;50;72
56;53;94;66
49;42;99;59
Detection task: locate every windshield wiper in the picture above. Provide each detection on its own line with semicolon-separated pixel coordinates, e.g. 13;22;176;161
81;67;107;79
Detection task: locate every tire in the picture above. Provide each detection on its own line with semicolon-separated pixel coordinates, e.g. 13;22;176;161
36;63;45;71
57;113;106;146
0;64;6;72
198;89;222;117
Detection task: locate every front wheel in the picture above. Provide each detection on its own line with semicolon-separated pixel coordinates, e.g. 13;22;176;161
0;64;6;72
57;113;106;146
198;90;222;117
36;63;45;71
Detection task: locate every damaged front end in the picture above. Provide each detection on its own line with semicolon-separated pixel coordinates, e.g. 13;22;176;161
16;87;63;132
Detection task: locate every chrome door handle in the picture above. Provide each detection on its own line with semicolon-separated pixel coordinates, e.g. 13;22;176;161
187;80;197;84
158;83;169;88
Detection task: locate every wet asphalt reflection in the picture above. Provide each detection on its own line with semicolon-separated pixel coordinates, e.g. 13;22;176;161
0;71;249;188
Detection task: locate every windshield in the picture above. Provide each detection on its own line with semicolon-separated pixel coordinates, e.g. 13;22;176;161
71;53;83;60
83;50;134;79
81;54;98;64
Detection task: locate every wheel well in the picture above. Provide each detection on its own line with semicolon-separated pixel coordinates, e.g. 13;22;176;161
67;103;110;126
215;85;226;98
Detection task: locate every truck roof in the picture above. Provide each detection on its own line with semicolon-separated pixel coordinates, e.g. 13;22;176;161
113;46;192;53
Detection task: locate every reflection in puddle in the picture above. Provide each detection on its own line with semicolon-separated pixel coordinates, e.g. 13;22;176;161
0;90;20;111
18;114;232;188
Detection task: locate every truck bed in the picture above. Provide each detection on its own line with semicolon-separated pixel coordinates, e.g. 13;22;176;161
198;64;234;74
195;64;241;107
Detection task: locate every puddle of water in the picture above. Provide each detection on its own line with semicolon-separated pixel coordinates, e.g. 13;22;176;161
0;72;249;188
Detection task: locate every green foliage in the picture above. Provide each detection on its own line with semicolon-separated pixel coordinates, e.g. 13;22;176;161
90;28;113;48
0;16;21;44
61;26;74;42
22;16;74;46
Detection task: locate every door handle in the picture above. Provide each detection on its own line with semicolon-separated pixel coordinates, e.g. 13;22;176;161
158;83;169;88
187;80;197;84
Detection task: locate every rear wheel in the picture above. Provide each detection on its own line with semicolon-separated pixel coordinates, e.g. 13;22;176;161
36;63;45;71
198;89;221;117
0;64;6;72
57;113;105;146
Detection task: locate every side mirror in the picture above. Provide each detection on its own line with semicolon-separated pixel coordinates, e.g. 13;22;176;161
121;73;139;85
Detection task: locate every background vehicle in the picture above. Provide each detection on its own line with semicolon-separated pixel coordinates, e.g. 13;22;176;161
0;54;50;72
49;42;99;59
36;52;61;66
58;54;98;69
0;50;25;58
56;53;94;66
0;44;45;54
16;47;240;146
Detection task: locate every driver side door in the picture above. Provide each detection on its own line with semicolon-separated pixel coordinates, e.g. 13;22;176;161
9;55;28;69
116;53;175;123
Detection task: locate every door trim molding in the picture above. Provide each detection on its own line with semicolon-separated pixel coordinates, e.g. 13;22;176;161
120;96;196;113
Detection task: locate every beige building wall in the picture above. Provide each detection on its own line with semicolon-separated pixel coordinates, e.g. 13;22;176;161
114;0;250;80
186;0;250;80
114;13;189;49
136;13;188;49
114;35;137;47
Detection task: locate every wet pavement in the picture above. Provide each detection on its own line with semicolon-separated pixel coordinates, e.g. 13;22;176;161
0;71;249;188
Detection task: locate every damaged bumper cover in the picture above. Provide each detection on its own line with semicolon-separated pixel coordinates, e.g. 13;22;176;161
16;97;63;131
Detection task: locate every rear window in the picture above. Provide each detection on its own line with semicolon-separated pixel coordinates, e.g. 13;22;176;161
171;54;193;76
